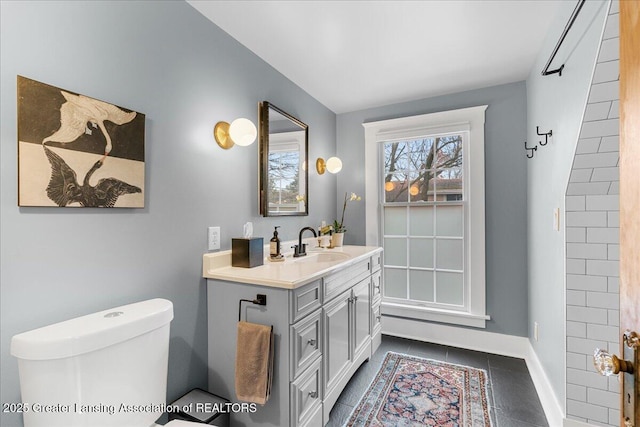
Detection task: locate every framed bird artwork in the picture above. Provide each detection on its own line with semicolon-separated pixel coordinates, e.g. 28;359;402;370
17;76;145;208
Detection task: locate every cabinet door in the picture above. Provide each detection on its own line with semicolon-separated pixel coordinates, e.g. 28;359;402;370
323;290;351;392
352;278;370;357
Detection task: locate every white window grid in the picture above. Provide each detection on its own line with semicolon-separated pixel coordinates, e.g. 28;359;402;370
380;131;469;312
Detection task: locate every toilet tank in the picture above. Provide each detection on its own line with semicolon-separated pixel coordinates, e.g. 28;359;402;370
10;298;174;427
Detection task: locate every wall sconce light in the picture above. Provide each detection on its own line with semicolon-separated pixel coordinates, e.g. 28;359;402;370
214;118;257;149
316;156;342;175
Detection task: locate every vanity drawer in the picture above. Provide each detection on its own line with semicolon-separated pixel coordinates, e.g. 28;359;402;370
290;310;322;381
290;357;322;427
323;260;370;303
370;251;382;273
290;279;322;324
371;270;382;302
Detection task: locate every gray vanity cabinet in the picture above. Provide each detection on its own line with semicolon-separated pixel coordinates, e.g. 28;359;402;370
206;248;382;427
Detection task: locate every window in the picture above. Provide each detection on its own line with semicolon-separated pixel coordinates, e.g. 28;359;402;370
382;134;465;305
363;106;488;328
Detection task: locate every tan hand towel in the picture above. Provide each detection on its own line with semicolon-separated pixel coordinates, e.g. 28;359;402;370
235;321;274;405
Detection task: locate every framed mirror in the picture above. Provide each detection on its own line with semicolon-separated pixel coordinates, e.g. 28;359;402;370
259;102;308;216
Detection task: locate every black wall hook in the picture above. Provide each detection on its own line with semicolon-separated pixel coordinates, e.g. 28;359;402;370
537;126;553;146
525;141;537;159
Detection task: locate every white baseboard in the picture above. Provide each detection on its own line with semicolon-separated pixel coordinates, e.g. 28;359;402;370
382;317;565;427
523;342;564;427
382;315;528;357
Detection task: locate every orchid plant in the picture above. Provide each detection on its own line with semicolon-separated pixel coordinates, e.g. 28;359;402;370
333;192;361;233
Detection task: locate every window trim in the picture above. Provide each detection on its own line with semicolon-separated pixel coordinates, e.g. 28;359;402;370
363;105;489;328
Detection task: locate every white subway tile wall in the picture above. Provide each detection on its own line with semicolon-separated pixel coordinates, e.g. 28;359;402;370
593;61;619;84
584;102;613;122
566;211;608;227
599;135;619;152
565;2;620;424
570;168;595;183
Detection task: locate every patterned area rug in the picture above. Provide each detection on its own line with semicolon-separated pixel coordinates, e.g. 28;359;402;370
347;352;493;427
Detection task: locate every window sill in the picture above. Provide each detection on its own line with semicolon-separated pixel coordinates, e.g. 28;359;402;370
381;301;490;328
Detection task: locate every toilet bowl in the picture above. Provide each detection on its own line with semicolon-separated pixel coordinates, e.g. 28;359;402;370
11;299;202;427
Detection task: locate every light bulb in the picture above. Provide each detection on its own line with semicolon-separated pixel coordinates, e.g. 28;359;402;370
326;157;342;174
229;118;257;146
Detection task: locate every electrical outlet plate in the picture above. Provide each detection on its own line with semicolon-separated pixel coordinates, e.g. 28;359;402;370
553;208;560;231
208;226;220;250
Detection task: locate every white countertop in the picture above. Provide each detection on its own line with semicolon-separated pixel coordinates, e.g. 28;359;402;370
203;245;382;289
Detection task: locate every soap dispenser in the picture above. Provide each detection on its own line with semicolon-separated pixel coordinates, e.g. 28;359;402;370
270;226;281;258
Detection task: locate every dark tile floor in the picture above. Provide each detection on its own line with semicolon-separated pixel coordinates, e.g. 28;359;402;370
327;335;549;427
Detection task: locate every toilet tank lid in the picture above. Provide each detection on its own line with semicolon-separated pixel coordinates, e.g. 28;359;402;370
11;298;174;361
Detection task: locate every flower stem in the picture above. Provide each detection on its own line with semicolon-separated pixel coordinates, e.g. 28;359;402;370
340;192;348;231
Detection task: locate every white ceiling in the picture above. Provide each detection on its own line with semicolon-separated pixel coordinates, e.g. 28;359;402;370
188;0;563;114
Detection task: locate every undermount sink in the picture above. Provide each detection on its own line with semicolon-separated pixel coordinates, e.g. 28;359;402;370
295;252;351;263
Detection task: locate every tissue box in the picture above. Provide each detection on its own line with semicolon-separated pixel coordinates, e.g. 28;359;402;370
232;238;263;268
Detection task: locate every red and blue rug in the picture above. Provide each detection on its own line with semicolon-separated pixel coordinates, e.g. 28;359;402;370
347;352;493;426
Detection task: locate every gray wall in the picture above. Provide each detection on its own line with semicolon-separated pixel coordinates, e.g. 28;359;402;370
526;0;609;405
336;82;529;337
0;2;336;426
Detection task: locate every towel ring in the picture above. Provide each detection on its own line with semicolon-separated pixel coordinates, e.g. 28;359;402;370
238;294;267;321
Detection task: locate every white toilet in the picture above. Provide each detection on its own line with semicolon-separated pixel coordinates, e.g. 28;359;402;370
11;298;202;427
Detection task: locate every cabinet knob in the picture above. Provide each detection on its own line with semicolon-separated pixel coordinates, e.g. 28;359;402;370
308;391;318;399
307;338;316;346
353;295;358;302
376;315;381;321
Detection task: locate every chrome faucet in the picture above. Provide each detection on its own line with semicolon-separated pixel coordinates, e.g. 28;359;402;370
292;227;317;257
